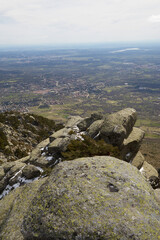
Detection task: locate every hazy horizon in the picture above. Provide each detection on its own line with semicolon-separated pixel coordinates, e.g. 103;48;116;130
0;41;160;52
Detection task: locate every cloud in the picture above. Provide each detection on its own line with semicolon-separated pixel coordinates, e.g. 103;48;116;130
0;0;160;45
148;15;160;23
0;13;16;24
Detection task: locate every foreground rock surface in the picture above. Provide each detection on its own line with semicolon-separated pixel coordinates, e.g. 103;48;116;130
0;178;46;240
22;156;160;240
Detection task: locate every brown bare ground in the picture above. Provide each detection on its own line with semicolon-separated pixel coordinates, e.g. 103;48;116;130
140;138;160;171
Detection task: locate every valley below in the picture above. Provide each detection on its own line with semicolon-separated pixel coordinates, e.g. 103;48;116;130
0;44;159;166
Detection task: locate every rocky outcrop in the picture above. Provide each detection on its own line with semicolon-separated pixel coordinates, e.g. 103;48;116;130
0;108;154;198
100;108;137;146
22;156;160;240
0;159;43;199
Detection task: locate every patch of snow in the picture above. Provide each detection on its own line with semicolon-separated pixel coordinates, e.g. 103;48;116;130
75;134;84;141
80;131;86;135
93;131;100;139
139;167;145;174
0;182;21;200
35;166;44;173
0;166;42;200
113;125;119;132
53;158;61;166
18;176;39;184
10;165;25;181
72;126;79;132
125;152;131;161
46;156;54;161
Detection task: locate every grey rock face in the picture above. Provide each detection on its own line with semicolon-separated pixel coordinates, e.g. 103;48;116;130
3;162;15;174
0;167;5;181
0;178;46;240
100;108;137;146
0;162;26;193
48;137;70;154
121;127;145;161
154;189;160;203
22;165;41;179
87;119;104;139
29;138;49;164
140;161;159;179
49;128;72;142
131;151;145;169
5;162;26;180
0;178;7;192
77;113;103;131
22;156;160;240
65;116;83;128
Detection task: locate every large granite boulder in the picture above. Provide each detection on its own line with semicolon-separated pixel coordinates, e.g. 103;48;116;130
140;161;159;179
87;119;104;139
22;165;41;179
22;156;160;240
131;151;145;169
121;127;145;161
100;108;137;146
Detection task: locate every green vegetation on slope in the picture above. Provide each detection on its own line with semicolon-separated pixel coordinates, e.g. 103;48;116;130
62;135;121;160
0;111;63;161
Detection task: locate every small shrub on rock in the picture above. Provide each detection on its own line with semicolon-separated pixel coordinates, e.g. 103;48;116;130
62;135;121;160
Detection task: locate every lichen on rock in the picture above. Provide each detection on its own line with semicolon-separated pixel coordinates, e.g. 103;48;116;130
22;156;160;240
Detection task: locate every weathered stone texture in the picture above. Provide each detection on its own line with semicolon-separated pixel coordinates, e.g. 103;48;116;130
22;156;160;240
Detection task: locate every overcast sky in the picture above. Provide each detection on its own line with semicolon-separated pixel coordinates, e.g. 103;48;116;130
0;0;160;46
